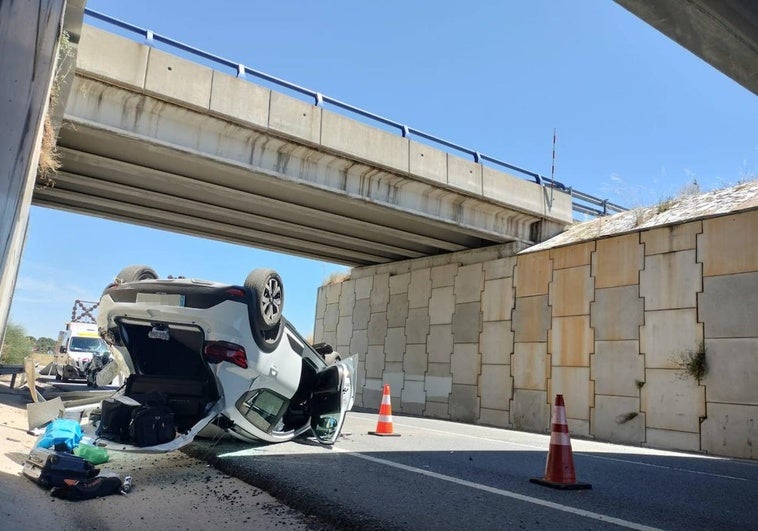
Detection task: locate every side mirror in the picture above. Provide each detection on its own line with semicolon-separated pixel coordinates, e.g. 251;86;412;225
59;345;67;353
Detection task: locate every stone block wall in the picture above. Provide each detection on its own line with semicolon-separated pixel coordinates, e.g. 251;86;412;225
313;208;758;459
316;244;524;423
638;223;704;452
698;210;758;459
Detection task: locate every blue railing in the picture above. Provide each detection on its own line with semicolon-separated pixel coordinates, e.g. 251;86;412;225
83;8;626;218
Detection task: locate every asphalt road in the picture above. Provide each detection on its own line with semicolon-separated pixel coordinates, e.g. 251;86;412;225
186;412;758;530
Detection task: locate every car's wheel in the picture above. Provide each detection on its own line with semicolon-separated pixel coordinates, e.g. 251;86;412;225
244;269;284;330
115;265;158;284
245;269;284;352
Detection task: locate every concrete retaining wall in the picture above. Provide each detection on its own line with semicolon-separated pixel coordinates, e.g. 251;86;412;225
314;207;758;459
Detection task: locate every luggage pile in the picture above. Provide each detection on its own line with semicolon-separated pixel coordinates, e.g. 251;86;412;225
22;418;130;501
22;376;185;500
96;391;176;447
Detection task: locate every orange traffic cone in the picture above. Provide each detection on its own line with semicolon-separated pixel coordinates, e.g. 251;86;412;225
530;394;591;490
368;384;401;437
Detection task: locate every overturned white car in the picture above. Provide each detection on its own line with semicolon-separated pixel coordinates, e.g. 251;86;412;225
92;265;356;452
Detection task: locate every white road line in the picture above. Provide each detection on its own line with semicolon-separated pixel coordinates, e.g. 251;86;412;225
381;419;551;450
335;448;661;531
583;454;751;482
375;419;751;483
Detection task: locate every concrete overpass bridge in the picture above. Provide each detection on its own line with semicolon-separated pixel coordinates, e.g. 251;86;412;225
32;10;624;267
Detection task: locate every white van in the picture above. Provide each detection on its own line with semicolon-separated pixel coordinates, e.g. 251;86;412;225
54;322;110;381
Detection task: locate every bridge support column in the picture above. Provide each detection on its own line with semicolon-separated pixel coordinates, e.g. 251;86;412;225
0;0;67;341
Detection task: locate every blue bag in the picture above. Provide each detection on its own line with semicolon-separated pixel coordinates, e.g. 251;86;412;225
36;418;83;451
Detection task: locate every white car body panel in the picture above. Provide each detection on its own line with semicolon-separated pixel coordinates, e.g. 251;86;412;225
91;275;358;451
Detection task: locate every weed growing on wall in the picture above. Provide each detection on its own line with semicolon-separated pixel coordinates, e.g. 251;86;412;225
676;342;708;383
656;196;675;214
654;179;702;215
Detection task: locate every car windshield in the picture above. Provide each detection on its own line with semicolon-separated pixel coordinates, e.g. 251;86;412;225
70;337;107;352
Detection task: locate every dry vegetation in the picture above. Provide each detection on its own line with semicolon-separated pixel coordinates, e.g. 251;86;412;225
36;31;74;187
36;112;60;185
526;179;758;254
322;271;350;286
676;342;708;383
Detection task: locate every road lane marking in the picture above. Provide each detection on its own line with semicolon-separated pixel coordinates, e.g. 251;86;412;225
336;448;661;531
367;418;752;483
579;453;752;482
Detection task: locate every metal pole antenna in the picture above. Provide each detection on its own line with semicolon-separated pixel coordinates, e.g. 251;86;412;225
551;129;557;204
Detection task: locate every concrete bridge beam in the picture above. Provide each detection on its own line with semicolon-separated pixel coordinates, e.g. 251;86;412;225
34;25;573;266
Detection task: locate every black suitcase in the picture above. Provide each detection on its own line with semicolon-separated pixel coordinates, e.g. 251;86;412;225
96;396;140;442
22;447;98;489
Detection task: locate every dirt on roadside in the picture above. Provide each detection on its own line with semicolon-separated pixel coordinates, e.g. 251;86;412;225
0;376;328;530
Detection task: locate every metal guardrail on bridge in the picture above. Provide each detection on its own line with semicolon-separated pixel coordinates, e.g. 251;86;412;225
83;8;626;219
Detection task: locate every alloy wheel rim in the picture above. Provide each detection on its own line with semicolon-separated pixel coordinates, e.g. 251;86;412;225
261;277;282;321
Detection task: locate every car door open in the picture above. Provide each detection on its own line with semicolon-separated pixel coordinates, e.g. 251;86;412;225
310;357;356;445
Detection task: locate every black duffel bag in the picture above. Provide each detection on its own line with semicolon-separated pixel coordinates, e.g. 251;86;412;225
128;402;176;447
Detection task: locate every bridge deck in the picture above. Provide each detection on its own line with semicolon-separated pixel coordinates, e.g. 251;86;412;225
37;23;583;265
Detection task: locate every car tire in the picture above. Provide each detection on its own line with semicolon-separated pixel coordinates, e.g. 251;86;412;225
244;269;284;330
115;265;158;284
244;269;284;352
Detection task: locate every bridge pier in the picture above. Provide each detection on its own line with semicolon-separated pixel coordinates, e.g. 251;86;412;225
0;0;75;340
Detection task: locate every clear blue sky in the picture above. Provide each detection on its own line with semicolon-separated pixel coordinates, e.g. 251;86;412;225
10;0;758;340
